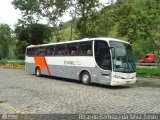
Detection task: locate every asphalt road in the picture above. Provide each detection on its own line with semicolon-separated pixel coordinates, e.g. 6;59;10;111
0;68;160;116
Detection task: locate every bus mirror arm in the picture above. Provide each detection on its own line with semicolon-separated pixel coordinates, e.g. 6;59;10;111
109;47;116;59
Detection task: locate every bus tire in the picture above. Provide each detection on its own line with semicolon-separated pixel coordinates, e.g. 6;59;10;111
35;67;41;77
81;71;91;85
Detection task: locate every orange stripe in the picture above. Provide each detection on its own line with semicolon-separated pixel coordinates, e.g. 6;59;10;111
34;57;51;76
44;57;51;76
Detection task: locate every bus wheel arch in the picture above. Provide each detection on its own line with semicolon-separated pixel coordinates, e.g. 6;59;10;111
35;66;41;77
79;70;91;85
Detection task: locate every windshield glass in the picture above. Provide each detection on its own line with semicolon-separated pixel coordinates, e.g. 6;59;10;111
109;41;136;73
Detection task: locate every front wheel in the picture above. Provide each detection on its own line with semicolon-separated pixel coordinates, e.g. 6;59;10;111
81;71;91;85
35;67;41;77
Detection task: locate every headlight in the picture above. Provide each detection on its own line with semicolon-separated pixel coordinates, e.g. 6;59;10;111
114;75;124;79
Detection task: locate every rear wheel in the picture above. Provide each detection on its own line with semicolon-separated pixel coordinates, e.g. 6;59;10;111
81;71;91;85
35;67;41;77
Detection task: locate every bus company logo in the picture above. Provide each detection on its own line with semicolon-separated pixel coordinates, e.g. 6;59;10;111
64;60;75;65
75;61;81;65
2;114;7;120
64;60;81;66
1;114;18;120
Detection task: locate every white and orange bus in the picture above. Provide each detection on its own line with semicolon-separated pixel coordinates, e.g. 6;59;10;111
25;38;136;86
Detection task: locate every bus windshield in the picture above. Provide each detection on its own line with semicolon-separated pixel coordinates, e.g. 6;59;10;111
109;41;136;73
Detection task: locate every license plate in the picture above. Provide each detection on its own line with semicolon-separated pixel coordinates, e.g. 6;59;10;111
126;81;131;84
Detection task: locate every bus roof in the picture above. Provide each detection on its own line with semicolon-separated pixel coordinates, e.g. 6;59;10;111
27;37;130;48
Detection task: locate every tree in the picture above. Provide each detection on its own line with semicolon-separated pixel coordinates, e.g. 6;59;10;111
38;0;69;42
85;4;117;38
14;23;52;59
12;0;42;24
75;0;100;38
68;0;78;40
15;24;52;44
0;24;12;60
12;0;69;42
117;0;160;61
148;0;160;61
15;41;28;59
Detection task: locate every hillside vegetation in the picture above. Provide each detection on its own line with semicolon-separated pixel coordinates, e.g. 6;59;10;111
57;0;160;60
0;0;159;60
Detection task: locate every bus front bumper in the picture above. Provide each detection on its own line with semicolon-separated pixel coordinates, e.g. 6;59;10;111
110;77;136;86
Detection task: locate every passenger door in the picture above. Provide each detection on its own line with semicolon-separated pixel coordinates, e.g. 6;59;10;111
94;40;112;84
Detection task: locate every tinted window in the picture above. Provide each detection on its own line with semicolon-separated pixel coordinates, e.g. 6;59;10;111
36;47;46;56
26;48;32;56
66;43;78;55
55;45;65;55
79;41;93;56
27;48;37;56
94;40;111;70
46;45;55;56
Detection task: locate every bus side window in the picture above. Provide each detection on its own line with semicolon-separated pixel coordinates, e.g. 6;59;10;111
27;48;32;56
55;45;65;56
66;43;78;55
37;47;46;56
32;48;37;56
46;45;55;56
31;47;38;56
79;41;92;56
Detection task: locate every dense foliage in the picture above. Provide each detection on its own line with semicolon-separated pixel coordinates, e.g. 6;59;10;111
14;23;53;59
0;24;13;59
76;0;159;60
0;0;159;61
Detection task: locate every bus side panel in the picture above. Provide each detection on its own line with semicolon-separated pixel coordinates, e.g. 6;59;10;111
25;62;35;74
25;56;112;85
90;68;111;85
48;64;112;85
48;65;77;80
25;56;35;74
45;56;96;80
75;67;111;85
41;67;49;75
46;56;112;85
25;62;52;76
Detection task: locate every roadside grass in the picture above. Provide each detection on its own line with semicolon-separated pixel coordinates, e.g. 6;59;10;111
136;67;160;88
0;60;25;66
135;80;160;88
136;67;160;77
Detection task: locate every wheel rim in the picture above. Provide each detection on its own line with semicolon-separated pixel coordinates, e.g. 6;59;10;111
36;69;40;76
82;74;89;83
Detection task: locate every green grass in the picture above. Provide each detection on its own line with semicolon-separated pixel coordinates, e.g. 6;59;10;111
0;61;5;65
0;60;25;65
136;67;160;77
135;80;160;88
136;67;160;88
